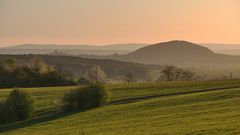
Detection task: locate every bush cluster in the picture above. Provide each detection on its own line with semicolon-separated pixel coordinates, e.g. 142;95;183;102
62;84;109;111
0;89;35;124
0;84;110;125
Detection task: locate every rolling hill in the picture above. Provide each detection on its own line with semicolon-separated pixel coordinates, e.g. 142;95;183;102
1;80;240;134
106;40;240;66
201;43;240;55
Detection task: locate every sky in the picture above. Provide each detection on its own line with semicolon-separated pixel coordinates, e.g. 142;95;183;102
0;0;240;46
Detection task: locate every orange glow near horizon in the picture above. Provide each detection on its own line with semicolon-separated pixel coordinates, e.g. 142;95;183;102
0;0;240;46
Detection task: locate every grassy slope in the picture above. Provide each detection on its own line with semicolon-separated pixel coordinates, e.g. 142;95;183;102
1;80;240;134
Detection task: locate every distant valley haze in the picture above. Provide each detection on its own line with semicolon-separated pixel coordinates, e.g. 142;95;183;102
1;41;240;56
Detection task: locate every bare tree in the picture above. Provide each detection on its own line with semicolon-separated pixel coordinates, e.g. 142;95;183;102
161;65;194;81
85;65;106;83
161;65;177;81
174;68;183;81
181;70;195;81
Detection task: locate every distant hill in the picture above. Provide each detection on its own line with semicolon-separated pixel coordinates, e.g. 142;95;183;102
105;40;240;66
3;43;147;50
3;42;240;56
0;54;160;80
201;43;240;55
0;43;147;55
213;49;240;56
201;43;240;51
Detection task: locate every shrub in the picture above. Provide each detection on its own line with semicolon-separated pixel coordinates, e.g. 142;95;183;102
62;84;109;111
0;89;35;124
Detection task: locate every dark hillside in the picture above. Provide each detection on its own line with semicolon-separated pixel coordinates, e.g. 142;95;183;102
107;40;240;66
0;55;160;79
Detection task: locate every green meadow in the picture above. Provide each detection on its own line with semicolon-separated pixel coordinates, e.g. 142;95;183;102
1;80;240;135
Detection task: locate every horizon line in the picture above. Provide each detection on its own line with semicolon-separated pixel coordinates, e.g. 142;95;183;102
2;41;240;48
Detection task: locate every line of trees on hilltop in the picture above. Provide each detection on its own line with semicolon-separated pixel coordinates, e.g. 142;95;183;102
0;57;75;88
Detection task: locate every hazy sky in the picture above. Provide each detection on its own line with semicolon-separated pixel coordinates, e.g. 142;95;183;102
1;0;240;46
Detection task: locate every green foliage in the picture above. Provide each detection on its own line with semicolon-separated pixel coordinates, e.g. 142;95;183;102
0;89;35;124
62;84;109;111
1;80;240;134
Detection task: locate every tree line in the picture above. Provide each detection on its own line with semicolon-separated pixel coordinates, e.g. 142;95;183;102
0;57;197;88
0;57;75;88
0;57;110;88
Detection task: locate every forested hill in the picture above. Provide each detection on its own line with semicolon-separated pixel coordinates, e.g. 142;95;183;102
0;54;161;79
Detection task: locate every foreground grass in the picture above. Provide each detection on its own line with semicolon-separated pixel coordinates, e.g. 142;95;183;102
1;80;240;134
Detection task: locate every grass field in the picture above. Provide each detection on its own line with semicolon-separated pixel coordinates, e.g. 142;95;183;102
1;80;240;135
